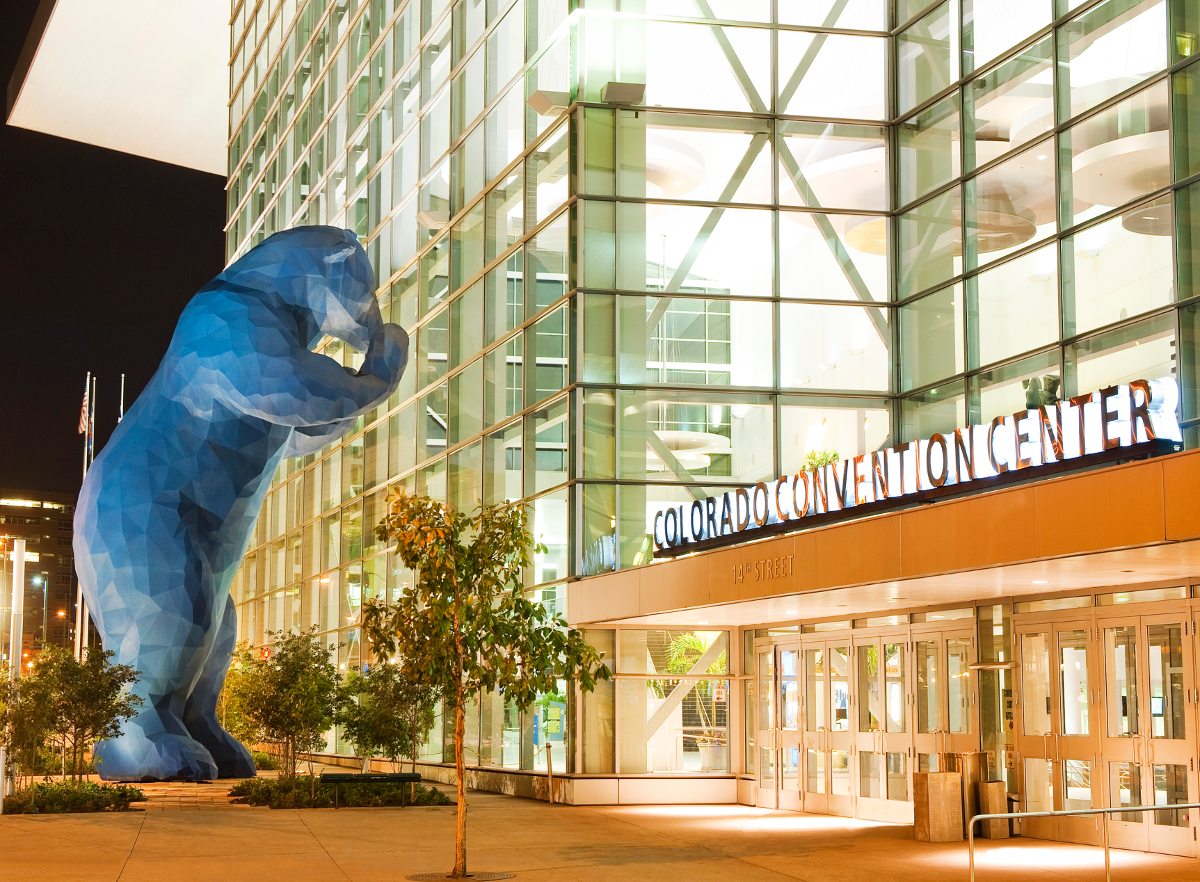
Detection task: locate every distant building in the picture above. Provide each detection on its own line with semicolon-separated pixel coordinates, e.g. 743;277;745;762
0;489;79;665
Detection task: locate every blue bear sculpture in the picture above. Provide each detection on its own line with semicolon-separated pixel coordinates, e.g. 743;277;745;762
73;227;408;781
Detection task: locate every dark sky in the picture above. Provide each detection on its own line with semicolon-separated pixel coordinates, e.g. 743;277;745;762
1;1;227;496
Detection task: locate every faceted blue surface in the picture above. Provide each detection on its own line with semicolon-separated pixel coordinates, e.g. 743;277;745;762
74;227;408;781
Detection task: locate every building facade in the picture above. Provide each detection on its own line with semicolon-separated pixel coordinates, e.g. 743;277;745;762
0;490;79;665
221;0;1200;854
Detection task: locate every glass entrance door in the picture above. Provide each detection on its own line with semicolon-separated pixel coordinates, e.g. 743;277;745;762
754;641;802;811
802;641;853;815
854;638;912;822
912;630;977;769
1015;621;1099;844
1100;613;1197;856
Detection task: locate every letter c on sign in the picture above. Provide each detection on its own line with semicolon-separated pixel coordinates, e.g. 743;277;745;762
653;510;665;549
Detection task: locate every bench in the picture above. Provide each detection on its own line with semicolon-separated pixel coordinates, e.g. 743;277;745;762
318;772;424;809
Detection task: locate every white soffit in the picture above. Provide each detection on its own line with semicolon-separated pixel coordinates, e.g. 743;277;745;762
7;0;228;176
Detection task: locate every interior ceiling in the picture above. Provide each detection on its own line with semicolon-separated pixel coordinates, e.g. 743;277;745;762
7;0;228;175
601;540;1200;626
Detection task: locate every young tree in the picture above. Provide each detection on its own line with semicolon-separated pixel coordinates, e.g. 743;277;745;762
0;662;56;787
338;661;437;782
217;645;262;752
1;646;142;783
239;628;342;787
373;493;610;879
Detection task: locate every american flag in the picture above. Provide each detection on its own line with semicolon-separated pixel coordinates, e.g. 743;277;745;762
78;375;90;434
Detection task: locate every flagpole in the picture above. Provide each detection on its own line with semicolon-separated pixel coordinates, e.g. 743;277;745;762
119;373;125;423
81;372;90;482
76;372;92;658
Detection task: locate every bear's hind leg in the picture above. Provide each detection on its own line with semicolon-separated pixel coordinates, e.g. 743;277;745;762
183;600;256;778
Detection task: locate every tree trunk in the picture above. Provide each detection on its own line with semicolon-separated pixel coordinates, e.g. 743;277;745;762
545;732;554;806
452;583;467;879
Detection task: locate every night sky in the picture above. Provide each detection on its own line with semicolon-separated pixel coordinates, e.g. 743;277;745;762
1;1;228;496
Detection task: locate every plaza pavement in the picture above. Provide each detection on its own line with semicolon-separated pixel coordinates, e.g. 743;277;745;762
3;781;1199;882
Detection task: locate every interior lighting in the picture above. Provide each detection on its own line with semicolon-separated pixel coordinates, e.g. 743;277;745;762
1032;580;1049;584
56;610;66;617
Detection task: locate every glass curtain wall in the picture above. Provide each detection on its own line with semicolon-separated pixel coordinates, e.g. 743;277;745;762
224;0;1200;769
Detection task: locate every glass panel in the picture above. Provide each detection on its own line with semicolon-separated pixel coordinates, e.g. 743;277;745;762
1176;59;1200;180
898;187;961;299
947;638;970;734
777;32;886;120
643;298;774;389
779;398;892;474
831;646;851;732
780;212;888;302
1063;196;1174;338
529;119;569;226
618;203;774;300
628;113;773;205
1062;759;1093;810
1061;81;1170;230
781;649;800;729
1153;765;1190;826
1147;623;1186;740
967;139;1056;267
886;643;907;733
781;741;799;791
617;390;775;484
917;640;939;733
897;1;958;116
898;94;960;208
966;36;1054;172
972;243;1059;368
780;303;891;392
901;284;964;391
778;121;888;211
887;752;908;800
967;0;1049;72
806;748;825;793
1065;313;1175;401
1109;761;1145;821
860;750;881;798
745;680;757;775
901;380;967;440
1059;0;1168;123
1022;633;1051;735
806;648;827;730
831;749;851;795
1026;758;1053;812
1106;626;1140;737
858;645;881;731
1059;629;1091;736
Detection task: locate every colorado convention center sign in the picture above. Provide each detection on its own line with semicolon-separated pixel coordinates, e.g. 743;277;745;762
652;379;1181;555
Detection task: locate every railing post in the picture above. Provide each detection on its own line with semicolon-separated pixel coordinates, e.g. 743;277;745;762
1102;811;1110;882
968;816;976;882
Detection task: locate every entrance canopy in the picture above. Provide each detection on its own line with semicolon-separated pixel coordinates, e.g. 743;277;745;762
5;0;228;175
569;450;1200;627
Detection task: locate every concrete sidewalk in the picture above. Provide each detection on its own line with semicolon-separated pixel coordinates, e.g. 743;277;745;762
2;787;1197;882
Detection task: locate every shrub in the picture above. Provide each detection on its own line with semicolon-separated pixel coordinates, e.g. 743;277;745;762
251;750;280;771
2;781;144;814
228;776;450;808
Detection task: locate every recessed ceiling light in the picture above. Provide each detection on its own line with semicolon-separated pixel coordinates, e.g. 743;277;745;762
1032;580;1049;584
786;610;797;615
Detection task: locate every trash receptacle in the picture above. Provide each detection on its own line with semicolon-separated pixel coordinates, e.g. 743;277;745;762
914;771;964;842
977;780;1010;839
956;751;988;836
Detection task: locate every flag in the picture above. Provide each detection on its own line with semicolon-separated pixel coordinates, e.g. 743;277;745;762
78;376;90;434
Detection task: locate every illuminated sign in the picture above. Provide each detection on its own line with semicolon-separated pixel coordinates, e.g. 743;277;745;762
653;379;1181;553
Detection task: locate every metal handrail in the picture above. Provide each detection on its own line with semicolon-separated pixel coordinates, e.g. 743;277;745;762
968;802;1200;882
